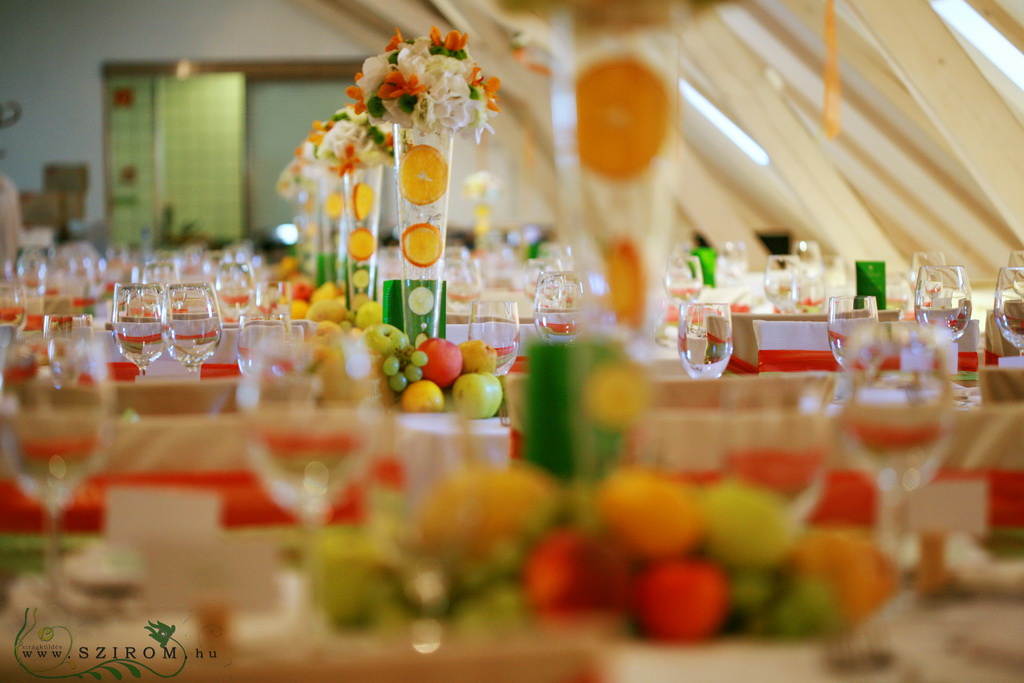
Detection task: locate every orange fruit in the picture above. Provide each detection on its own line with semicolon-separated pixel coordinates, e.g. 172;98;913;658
400;379;445;413
400;222;443;269
324;191;344;220
352;182;374;220
399;145;448;205
605;237;646;329
576;58;668;179
347;228;376;262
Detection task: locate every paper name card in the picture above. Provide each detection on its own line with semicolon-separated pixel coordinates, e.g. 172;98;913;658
106;487;221;546
756;321;830;351
856;261;886;310
997;355;1024;368
907;479;988;535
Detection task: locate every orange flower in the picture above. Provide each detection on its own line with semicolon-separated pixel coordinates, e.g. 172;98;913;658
470;66;483;85
335;144;359;176
430;26;443;46
430;25;468;52
484;76;501;112
306;131;324;146
385;27;404;52
378;72;427;100
346;85;367;114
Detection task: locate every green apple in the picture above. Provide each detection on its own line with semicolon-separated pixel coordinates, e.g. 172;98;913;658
355;300;383;330
451;372;503;419
361;323;408;356
458;339;498;374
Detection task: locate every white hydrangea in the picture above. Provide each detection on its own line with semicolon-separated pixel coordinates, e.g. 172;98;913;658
316;106;393;169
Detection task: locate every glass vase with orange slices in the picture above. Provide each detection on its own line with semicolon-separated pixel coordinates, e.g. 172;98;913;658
349;26;501;345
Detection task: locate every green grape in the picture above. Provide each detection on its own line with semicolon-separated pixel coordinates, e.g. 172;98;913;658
403;365;423;382
382;356;401;376
410;350;428;367
388;374;409;392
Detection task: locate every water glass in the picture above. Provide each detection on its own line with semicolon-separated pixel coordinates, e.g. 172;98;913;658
255;280;293;317
162;283;222;375
215;261;255;323
908;251;946;287
0;282;27;330
112;283;165;376
827;295;878;370
764;255;801;313
237;312;290;376
43;314;94;389
993;267;1024;355
136;259;181;285
444;257;483;314
715;241;748;287
533;271;583;344
523;258;561;301
792;239;824;278
468;300;520;375
914;265;971;341
678;302;732;379
795;273;826;313
663;253;703;305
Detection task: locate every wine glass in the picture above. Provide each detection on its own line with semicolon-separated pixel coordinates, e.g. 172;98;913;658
215;261;255;323
764;255;801;314
136;259;181;285
1;336;113;612
842;323;953;614
533;271;583;345
914;265;971;341
42;314;94;389
17;246;49;297
255;279;293;317
678;302;733;379
112;283;165;377
715;241;748;288
444;257;483;315
237;312;289;376
522;257;561;300
468;300;520;375
993;267;1024;356
827;295;878;370
908;251;946;288
663;253;703;306
0;282;27;331
795;272;826;313
162;283;223;376
792;239;824;278
237;336;380;642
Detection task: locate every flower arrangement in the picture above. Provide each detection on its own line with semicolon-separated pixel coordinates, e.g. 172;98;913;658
316;105;395;174
276;158;317;200
348;27;501;141
462;170;504;204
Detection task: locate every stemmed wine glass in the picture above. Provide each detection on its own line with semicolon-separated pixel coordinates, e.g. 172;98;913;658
136;259;181;285
827;295;879;370
1;336;113;612
112;283;165;377
678;302;733;379
533;271;583;344
162;283;223;376
444;257;483;315
522;258;561;301
215;261;255;323
254;280;293;317
236;337;380;643
0;282;27;332
715;241;748;288
993;267;1024;356
914;265;972;341
663;253;703;306
43;314;94;389
764;255;801;314
468;300;520;376
908;251;946;288
237;312;289;376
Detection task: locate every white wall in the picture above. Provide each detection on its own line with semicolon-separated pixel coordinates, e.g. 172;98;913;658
0;0;364;228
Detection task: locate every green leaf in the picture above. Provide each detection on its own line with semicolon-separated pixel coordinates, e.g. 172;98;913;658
429;46;445;56
469;86;480;101
336;111;349;121
367;95;386;119
398;94;417;114
453;49;467;60
387;51;399;65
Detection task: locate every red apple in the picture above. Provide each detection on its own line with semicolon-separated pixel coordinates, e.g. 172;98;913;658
524;528;631;619
634;559;729;642
290;276;314;302
418;337;462;388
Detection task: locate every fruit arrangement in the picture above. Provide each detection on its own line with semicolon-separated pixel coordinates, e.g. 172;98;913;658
360;322;504;418
319;464;893;642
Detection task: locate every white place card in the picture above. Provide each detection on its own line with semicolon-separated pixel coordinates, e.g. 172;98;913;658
105;487;220;546
906;479;988;535
997;355;1024;368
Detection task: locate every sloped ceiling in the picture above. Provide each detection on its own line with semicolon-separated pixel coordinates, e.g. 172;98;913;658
291;0;1024;277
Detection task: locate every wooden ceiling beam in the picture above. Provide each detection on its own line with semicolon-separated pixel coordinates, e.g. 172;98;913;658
965;0;1024;56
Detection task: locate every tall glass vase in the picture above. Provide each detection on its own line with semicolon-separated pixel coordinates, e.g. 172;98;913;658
549;2;685;348
393;125;453;345
339;165;384;309
295;185;317;282
316;172;344;287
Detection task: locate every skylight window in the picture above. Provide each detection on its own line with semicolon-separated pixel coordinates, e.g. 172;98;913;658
932;0;1024;92
680;80;771;166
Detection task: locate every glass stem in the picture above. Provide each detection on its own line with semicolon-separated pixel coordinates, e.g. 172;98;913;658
43;489;66;608
875;473;907;595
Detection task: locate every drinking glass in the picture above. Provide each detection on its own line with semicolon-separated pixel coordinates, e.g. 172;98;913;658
444;257;483;314
42;314;94;389
237;312;289;376
136;259;181;285
792;239;824;278
215;261;255;323
162;283;222;376
827;295;879;370
764;255;801;313
0;282;27;331
914;265;971;341
663;253;703;305
908;251;946;287
468;300;520;375
522;257;561;300
1009;251;1024;267
678;302;732;379
715;240;748;287
533;271;583;344
1;336;113;612
841;323;953;616
16;246;49;297
993;266;1024;355
795;272;826;313
254;279;293;317
112;283;165;376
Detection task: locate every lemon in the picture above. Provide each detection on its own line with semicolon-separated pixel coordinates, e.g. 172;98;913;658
311;282;340;304
307;298;347;324
597;468;705;559
290;299;310;320
584;360;650;430
400;379;444;413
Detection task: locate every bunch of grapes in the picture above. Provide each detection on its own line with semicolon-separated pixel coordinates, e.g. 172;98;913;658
379;346;429;393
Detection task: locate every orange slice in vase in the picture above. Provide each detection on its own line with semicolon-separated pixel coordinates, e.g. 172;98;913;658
399;145;448;205
324;190;344;220
347;228;376;262
401;222;443;268
576;58;669;179
605;237;646;329
352;182;374;221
